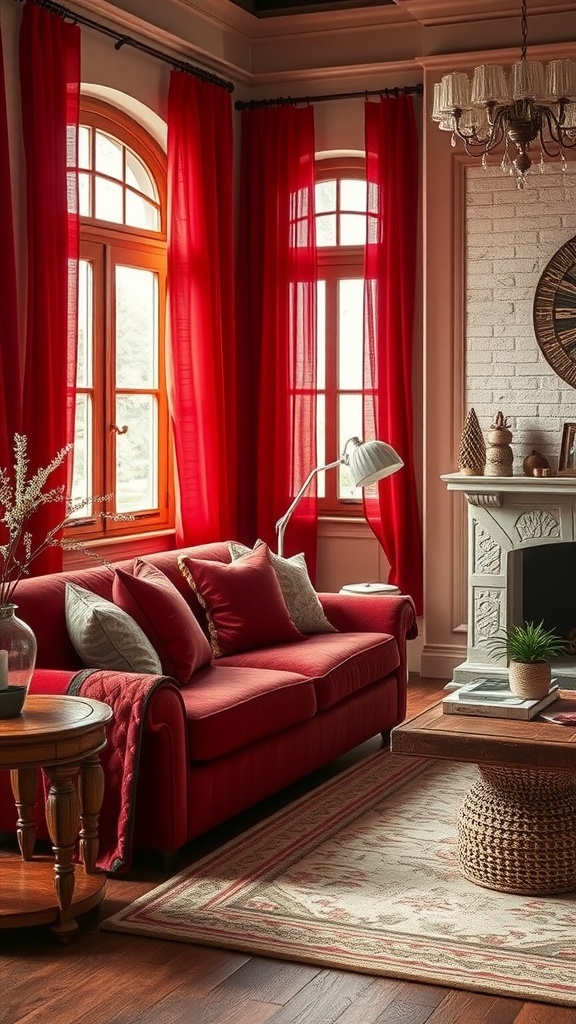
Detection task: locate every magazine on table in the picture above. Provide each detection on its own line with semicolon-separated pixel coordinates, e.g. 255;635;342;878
538;697;576;725
442;678;559;720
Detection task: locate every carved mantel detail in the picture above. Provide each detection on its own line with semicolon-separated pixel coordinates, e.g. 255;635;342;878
474;589;503;645
514;508;560;541
467;493;503;508
474;524;501;575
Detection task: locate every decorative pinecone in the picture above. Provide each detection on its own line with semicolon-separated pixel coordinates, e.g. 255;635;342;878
458;408;486;475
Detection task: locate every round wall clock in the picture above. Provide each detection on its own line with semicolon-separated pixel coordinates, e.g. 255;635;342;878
533;235;576;389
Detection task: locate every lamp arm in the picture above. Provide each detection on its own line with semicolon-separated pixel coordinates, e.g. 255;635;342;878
275;458;342;557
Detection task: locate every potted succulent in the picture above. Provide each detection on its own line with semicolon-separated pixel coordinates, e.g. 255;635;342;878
485;620;566;699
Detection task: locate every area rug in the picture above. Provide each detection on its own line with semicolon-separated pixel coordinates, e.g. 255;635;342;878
101;752;576;1008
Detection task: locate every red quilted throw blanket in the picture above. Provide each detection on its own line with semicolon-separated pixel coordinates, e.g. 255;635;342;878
66;669;172;874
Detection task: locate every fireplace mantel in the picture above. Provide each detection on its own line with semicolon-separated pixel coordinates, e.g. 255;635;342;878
442;473;576;500
441;473;576;686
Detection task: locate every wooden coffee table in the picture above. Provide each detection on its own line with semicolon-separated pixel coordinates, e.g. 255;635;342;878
0;693;113;940
391;695;576;896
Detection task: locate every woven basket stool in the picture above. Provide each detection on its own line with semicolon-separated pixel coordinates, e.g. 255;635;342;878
457;764;576;895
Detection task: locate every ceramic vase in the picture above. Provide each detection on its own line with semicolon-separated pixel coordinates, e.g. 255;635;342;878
0;604;37;718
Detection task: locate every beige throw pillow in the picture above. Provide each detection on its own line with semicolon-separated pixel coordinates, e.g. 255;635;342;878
65;583;163;674
228;541;336;635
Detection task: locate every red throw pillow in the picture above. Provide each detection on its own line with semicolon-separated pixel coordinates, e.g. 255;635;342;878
178;543;303;658
113;560;212;685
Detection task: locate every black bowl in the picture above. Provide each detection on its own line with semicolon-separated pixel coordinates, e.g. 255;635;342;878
0;685;27;719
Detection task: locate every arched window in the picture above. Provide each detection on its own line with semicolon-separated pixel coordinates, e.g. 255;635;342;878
71;99;170;540
315;158;367;513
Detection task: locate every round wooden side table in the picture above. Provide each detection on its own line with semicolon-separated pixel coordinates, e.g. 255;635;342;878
0;693;113;941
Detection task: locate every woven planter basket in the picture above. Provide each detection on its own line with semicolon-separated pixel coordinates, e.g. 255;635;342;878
457;765;576;895
508;660;551;700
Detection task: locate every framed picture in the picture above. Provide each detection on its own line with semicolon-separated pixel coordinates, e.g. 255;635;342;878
559;423;576;475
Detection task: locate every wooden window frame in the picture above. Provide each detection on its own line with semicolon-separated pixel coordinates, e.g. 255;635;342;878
68;99;172;544
316;157;366;517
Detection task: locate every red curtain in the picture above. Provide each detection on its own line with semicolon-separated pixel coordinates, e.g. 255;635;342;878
19;2;80;574
236;105;318;575
363;95;423;613
166;72;237;546
0;19;21;470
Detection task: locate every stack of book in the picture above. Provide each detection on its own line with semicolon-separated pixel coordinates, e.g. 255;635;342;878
442;676;559;720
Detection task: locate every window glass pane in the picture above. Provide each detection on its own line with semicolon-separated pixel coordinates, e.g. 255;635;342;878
126;192;160;231
340;179;367;212
70;395;92;516
340;213;366;246
95;177;123;223
317;280;326;390
338;279;363;390
338;394;363;499
77;260;93;388
315;179;336;214
79;172;91;217
79;126;91;169
316;394;326;498
95;130;123;180
316;213;336;247
115;266;158;387
125;150;157;200
115;394;158;512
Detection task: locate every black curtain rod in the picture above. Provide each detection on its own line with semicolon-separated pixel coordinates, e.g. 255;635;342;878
16;0;235;93
235;83;423;110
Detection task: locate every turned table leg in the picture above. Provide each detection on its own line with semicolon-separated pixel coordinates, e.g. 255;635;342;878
10;767;39;861
78;752;105;873
43;762;81;940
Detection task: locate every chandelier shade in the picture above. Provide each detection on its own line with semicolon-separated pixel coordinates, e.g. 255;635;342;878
432;1;576;187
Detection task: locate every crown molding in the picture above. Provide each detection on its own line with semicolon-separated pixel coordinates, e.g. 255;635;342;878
392;0;576;27
246;55;420;87
419;38;576;71
65;0;254;81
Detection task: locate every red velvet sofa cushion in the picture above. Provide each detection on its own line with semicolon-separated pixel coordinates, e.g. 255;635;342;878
112;560;212;685
180;664;316;760
218;631;400;710
178;544;303;657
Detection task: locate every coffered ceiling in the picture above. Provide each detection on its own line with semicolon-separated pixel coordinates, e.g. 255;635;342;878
229;0;395;16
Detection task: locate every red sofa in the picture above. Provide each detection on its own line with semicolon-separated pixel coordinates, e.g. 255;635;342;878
0;542;417;870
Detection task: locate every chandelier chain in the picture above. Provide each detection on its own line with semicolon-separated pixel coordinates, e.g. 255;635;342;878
520;0;528;64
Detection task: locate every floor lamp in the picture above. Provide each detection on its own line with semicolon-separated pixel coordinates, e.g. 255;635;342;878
275;436;404;558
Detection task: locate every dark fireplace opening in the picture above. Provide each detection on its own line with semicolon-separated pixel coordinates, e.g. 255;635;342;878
521;543;576;650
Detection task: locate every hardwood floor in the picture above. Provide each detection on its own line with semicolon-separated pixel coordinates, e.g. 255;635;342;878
2;677;576;1024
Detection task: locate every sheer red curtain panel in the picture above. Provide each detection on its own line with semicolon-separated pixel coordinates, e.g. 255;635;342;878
19;1;80;575
166;71;237;546
363;95;423;613
236;104;318;576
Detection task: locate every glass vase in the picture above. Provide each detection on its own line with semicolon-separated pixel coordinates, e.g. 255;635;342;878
0;604;37;718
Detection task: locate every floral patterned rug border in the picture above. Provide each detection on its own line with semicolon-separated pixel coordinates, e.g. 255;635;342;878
101;752;576;1008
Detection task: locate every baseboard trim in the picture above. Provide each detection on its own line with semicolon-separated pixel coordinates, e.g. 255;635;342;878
420;644;466;681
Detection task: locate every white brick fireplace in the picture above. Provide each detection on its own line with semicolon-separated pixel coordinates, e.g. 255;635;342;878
442;473;576;686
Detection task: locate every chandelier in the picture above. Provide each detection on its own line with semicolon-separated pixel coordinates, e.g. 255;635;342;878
432;0;576;188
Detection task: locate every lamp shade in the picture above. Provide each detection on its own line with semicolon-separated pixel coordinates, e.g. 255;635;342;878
345;437;404;487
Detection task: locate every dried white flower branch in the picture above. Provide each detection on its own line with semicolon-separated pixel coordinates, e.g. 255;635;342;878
0;434;131;606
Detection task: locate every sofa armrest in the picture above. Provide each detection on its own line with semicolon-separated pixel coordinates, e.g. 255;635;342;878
318;592;418;641
318;593;417;725
27;668;190;862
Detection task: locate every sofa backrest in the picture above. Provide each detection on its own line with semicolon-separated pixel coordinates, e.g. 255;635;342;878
11;541;232;670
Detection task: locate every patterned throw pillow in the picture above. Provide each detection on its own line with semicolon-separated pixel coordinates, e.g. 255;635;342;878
178;543;304;658
113;560;212;686
228;541;337;635
65;583;162;674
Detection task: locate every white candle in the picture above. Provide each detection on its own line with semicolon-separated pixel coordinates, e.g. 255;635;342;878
0;650;8;690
